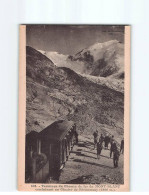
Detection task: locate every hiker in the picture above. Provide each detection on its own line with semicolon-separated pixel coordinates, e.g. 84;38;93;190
110;141;117;158
74;130;78;144
93;130;98;149
104;133;110;149
113;149;120;168
109;135;114;155
120;139;124;154
110;135;114;144
97;141;103;159
99;133;105;144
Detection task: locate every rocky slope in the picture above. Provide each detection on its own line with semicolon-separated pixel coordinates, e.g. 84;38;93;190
26;46;124;139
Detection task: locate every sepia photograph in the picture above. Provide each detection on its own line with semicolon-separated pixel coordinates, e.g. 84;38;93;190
2;0;149;193
18;25;130;191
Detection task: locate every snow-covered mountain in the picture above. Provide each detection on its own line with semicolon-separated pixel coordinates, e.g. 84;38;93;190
38;40;124;93
39;40;124;78
68;40;124;78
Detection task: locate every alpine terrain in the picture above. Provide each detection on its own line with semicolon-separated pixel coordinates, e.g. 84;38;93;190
26;39;124;184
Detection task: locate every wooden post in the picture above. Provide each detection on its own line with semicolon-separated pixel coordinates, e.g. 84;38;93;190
49;144;51;156
30;146;33;158
32;158;36;182
38;139;41;154
37;139;38;153
64;139;67;162
49;144;52;175
59;141;62;166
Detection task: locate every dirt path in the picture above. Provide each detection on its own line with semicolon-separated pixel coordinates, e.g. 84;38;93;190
58;134;124;184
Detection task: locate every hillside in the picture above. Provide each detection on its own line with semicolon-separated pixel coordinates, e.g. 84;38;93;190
26;46;124;141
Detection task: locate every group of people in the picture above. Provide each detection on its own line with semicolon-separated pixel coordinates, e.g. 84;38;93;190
93;130;124;168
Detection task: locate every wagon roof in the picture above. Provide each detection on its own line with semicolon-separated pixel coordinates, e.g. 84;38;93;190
39;120;74;141
26;130;39;141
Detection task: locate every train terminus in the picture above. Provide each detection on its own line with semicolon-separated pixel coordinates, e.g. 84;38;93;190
25;120;77;183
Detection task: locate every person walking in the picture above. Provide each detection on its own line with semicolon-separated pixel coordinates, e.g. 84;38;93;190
110;141;117;158
113;149;120;168
99;133;105;144
110;135;114;144
120;139;124;154
97;141;103;159
74;130;78;144
109;135;114;157
93;130;98;149
104;133;110;149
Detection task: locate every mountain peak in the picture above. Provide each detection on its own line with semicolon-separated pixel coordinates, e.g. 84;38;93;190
37;39;124;79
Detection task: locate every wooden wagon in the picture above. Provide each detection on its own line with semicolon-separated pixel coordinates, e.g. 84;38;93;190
25;120;76;182
39;120;76;176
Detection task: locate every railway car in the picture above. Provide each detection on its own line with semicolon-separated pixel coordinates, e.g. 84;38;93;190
39;120;76;177
25;120;77;181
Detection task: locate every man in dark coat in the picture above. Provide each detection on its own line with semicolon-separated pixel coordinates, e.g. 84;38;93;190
93;130;98;149
110;141;117;158
113;149;120;168
110;135;114;144
99;133;105;144
104;133;110;149
120;139;124;154
74;130;78;144
97;141;103;159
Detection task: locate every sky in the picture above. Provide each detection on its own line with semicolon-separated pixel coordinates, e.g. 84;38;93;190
26;25;124;55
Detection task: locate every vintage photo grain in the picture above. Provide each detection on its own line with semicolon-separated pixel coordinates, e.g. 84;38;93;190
18;25;130;191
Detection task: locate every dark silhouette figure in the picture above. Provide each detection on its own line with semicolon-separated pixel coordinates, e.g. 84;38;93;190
110;135;114;144
74;130;78;144
97;141;103;159
113;149;120;168
104;134;110;149
99;133;105;144
93;130;98;149
110;141;117;158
